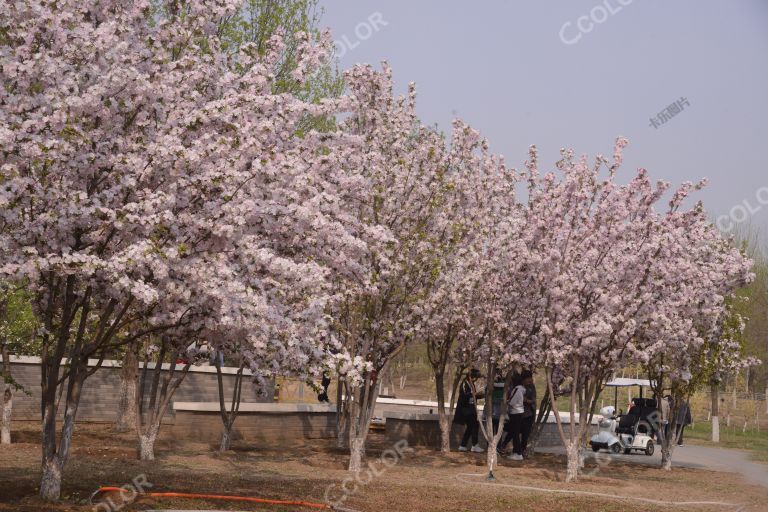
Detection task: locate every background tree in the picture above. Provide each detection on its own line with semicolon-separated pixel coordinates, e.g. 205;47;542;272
218;0;343;131
0;283;38;444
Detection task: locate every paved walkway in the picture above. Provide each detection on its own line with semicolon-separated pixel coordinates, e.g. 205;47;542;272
538;443;768;488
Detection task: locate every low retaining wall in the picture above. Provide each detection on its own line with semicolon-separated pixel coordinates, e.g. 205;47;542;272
172;402;337;444
384;411;598;449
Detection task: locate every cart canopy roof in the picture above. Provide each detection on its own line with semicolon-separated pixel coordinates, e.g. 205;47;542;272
606;378;654;387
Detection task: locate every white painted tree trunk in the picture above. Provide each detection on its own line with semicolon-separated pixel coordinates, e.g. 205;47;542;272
348;435;365;473
565;441;580;482
138;432;157;461
660;441;674;471
438;410;451;453
486;439;498;473
1;386;11;444
661;449;673;470
711;382;720;443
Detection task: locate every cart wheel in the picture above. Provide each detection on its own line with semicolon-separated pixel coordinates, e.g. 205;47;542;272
645;441;654;456
591;444;600;452
611;443;622;454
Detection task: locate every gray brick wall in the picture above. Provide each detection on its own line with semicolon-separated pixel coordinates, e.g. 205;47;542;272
173;410;337;444
5;359;273;424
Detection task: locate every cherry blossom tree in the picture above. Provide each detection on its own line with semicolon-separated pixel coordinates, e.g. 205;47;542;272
520;138;749;482
418;122;519;454
421;155;539;475
0;0;358;499
640;212;754;469
331;65;521;472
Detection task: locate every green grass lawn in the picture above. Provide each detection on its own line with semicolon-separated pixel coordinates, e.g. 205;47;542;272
686;420;768;464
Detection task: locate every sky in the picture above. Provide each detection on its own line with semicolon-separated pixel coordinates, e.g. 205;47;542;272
318;0;768;239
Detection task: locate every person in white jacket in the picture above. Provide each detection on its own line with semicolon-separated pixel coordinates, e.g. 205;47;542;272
499;376;527;460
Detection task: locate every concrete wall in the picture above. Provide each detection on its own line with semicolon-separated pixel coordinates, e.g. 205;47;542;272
5;356;272;424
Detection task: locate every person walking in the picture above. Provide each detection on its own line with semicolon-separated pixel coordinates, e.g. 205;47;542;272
520;371;536;458
676;399;692;446
454;368;485;453
317;372;331;403
500;375;526;460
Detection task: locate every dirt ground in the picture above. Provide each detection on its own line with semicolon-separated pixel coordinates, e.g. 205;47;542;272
0;424;765;512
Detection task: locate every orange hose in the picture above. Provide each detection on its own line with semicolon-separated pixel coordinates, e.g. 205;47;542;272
94;486;331;509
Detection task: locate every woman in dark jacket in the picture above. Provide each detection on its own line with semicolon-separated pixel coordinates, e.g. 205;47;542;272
675;400;692;446
454;368;485;453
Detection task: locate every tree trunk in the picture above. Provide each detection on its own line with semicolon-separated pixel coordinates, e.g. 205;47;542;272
435;369;451;453
1;386;11;444
135;339;191;462
215;355;244;453
346;369;380;472
661;443;673;470
115;341;139;432
336;414;348;448
660;396;681;471
711;382;720;443
220;423;233;452
528;392;552;457
545;367;579;482
427;328;459;454
565;441;580;482
486;441;498;471
438;412;451;453
40;458;63;502
40;349;89;501
336;378;349;449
